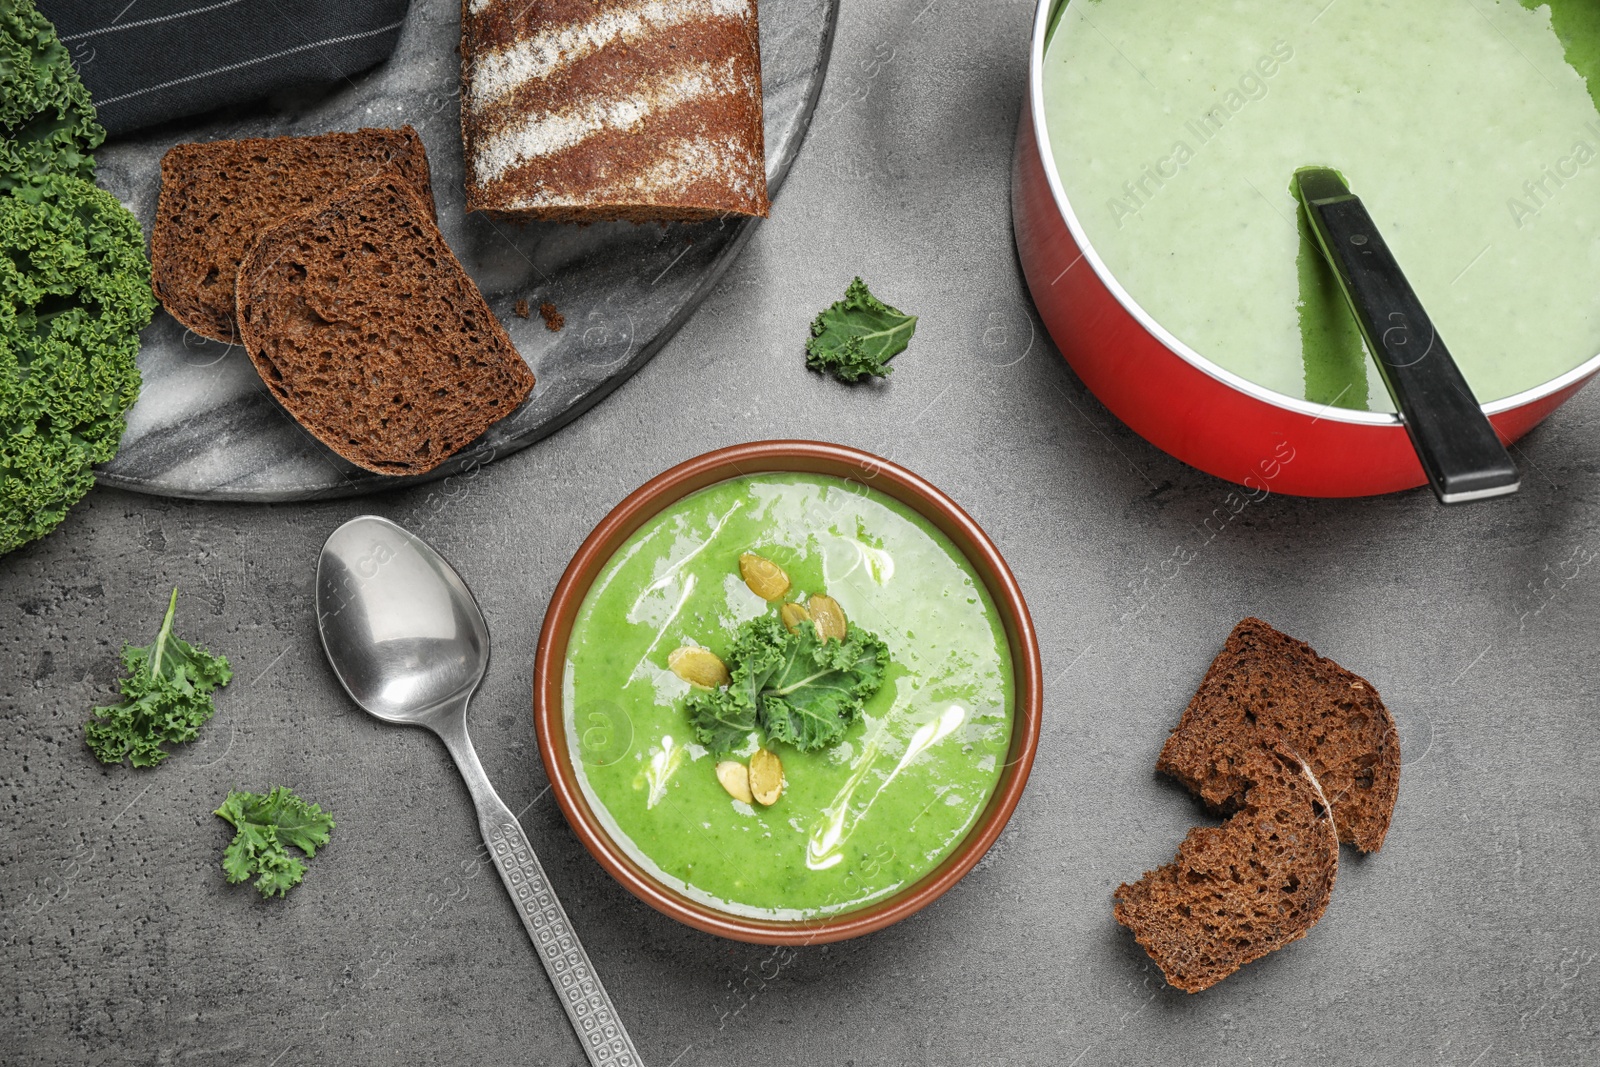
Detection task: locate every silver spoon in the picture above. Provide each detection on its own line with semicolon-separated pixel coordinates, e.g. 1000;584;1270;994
315;515;643;1067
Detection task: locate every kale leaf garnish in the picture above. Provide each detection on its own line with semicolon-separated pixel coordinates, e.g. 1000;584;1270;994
685;614;889;755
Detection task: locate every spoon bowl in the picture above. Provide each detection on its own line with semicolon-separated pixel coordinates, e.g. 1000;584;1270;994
316;516;489;724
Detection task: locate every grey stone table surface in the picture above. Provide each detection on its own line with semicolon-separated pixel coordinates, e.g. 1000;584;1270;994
4;1;1598;1064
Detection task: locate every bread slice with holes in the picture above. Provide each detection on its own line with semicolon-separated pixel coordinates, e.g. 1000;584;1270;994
235;176;534;476
1156;618;1400;852
151;126;435;344
1114;743;1339;993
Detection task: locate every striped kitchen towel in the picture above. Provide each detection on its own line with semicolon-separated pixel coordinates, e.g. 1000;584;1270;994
37;0;412;136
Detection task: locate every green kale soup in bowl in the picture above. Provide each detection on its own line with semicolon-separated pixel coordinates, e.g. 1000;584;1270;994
533;441;1042;944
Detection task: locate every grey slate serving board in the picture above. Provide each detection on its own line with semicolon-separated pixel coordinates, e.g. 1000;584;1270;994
92;0;838;501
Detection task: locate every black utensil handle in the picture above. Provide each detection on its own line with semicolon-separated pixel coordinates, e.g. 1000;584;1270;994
1296;171;1519;504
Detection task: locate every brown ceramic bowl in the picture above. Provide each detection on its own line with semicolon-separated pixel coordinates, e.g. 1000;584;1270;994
533;440;1042;945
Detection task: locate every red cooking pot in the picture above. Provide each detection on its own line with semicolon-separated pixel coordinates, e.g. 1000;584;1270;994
1012;0;1600;498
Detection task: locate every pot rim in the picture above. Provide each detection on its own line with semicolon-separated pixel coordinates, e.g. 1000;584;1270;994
532;440;1043;945
1026;0;1600;427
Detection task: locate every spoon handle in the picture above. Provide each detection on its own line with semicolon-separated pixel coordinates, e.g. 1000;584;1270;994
479;811;643;1066
439;718;644;1066
1294;167;1519;504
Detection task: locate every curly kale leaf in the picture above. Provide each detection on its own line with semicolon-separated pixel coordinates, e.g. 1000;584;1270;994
215;787;335;899
755;622;889;749
684;678;758;756
84;589;233;768
805;277;918;383
0;0;103;193
2;172;154;555
684;614;890;755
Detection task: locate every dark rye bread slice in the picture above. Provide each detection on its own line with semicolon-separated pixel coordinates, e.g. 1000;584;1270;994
1114;744;1339;993
151;126;435;344
235;177;535;476
1157;618;1400;852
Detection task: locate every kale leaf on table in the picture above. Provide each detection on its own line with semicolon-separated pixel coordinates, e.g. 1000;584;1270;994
684;614;890;755
805;277;918;383
215;787;335;899
84;589;232;768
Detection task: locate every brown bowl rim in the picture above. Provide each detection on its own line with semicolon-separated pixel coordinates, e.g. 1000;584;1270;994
532;440;1043;945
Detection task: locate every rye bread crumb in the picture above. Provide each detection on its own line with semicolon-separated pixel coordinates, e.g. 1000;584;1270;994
235;177;534;476
1114;744;1339;993
1157;618;1400;852
150;127;435;345
513;299;530;318
538;301;564;332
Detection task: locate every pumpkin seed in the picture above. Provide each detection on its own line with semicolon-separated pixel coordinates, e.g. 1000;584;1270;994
667;645;730;688
749;748;784;806
808;595;848;642
739;552;790;601
715;760;755;804
779;601;811;633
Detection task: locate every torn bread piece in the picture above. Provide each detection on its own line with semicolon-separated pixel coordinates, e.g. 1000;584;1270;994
1115;744;1339;993
1157;618;1400;852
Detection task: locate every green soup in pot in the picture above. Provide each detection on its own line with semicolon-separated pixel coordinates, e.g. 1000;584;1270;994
1042;0;1600;412
563;473;1015;920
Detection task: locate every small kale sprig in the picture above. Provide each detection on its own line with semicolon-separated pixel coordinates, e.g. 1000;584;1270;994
84;588;232;768
685;614;889;755
805;276;918;383
215;787;335;899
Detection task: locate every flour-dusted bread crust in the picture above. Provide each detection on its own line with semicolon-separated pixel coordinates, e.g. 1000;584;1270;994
461;0;769;221
1157;618;1401;852
151;127;435;344
235;178;534;476
1114;744;1340;993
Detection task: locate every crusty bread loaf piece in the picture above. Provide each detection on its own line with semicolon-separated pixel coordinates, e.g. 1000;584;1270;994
151;127;435;344
235;177;535;475
1114;744;1339;993
461;0;769;222
1157;618;1400;852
